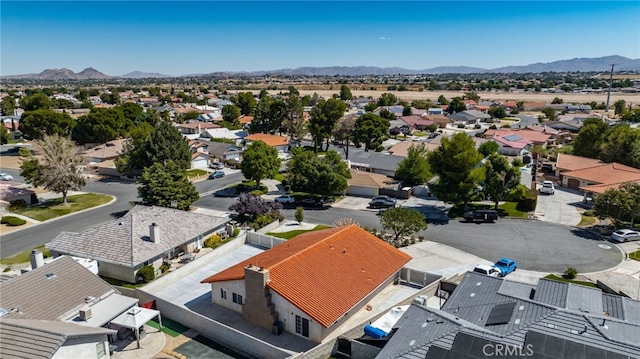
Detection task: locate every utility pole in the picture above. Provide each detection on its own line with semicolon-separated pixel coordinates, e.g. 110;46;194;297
605;64;615;113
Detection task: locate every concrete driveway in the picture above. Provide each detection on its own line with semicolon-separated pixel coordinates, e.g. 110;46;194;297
534;185;583;226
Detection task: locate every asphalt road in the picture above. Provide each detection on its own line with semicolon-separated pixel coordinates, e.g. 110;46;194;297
0;166;622;273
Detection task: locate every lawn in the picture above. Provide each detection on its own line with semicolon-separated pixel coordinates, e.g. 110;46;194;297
544;274;598;288
147;317;189;337
0;245;50;264
13;193;112;221
630;250;640;261
578;213;598;227
448;201;527;219
266;225;332;240
186;169;208;178
273;173;286;182
100;276;145;289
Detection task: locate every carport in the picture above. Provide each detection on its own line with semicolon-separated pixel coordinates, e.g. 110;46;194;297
110;307;162;349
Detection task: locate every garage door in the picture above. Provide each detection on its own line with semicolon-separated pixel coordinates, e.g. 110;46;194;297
347;186;376;197
567;178;580;189
192;158;208;169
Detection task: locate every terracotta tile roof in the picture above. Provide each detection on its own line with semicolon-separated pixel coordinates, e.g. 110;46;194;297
490;134;532;149
348;169;394;188
201;225;411;328
81;139;126;160
462;100;477;105
484;129;551;144
556;153;603;172
238;115;253;124
399;115;435;127
504;101;517;108
580;180;640;194
191;152;211;160
245;133;289;147
563;162;640;185
422;114;453;123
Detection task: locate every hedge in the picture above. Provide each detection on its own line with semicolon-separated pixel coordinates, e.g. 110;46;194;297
1;216;27;226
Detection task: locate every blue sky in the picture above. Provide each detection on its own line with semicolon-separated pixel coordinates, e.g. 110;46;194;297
2;1;639;76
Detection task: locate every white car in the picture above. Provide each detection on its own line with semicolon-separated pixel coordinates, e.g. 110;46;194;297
539;180;555;195
274;194;295;204
611;229;640;243
473;264;501;277
0;173;13;181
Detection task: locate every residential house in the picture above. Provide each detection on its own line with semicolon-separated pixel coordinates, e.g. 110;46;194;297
208;142;244;162
347;169;396;197
399;115;435;131
0;319;116;359
0;182;37;205
503;100;518;111
198;112;223;123
200;225;411;343
427;108;444;116
202;128;248;144
522;102;548;111
483;128;551;147
462;99;477;109
82;139;126;164
567;104;593;114
488;133;532;156
447;110;490;125
189;140;212;168
468;104;490;113
347;148;405;177
353;271;640;359
422;114;454;129
177;122;221;138
545;119;585;133
388;118;412;135
373;106;404;118
387;141;441;157
46;205;230;283
245;133;289;153
238;115;254;128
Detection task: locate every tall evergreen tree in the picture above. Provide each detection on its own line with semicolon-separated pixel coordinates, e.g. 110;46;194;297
138;161;199;211
395;143;431;186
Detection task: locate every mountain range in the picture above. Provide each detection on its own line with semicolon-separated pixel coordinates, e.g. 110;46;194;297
3;56;639;80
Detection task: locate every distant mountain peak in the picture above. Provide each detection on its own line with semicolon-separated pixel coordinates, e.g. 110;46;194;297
121;71;172;78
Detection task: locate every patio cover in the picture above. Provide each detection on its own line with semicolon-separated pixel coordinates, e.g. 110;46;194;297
110;306;161;329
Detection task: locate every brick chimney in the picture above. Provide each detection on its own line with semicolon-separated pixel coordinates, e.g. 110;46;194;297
242;265;279;330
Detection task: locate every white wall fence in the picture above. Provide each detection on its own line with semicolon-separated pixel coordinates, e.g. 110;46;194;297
256;220;281;234
398;267;443;288
246;231;286;249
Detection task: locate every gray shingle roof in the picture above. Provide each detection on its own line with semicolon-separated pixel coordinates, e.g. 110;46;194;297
46;205;229;266
0;319;114;359
0;257;116;321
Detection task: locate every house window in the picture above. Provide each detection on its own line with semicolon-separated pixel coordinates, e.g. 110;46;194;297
96;342;106;359
220;288;227;300
232;293;243;305
295;315;309;338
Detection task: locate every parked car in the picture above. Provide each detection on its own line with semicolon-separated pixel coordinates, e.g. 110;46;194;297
298;198;323;208
539;180;555;195
473;264;501;277
208;171;225;179
0;173;13;181
493;258;517;277
274;194;296;204
371;195;397;205
611;229;640;243
369;198;396;209
209;162;224;170
463;209;498;223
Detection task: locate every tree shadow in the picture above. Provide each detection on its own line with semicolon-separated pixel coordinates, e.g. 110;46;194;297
570;227;607;241
109;210;129;218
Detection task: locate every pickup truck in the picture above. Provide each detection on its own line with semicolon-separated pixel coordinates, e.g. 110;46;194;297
463;209;498;223
493;258;517;277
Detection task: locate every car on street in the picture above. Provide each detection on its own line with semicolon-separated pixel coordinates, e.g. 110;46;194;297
473;264;501;277
0;173;13;181
539;180;555;195
369;198;396;209
274;194;296;204
298;198;323;208
371;195;397;205
493;258;517;277
208;171;225;179
611;229;640;243
463;209;498;223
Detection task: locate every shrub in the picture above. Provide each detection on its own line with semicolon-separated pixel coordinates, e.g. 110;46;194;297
583;209;596;217
516;188;537;212
159;262;171;273
8;199;27;211
136;265;155;283
564;267;577;280
457;124;465;128
1;216;27;226
295;206;304;223
204;234;222;248
474;124;481;129
232;227;240;237
18;147;31;157
3;267;11;272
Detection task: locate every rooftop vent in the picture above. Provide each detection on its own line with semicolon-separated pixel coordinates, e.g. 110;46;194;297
85;296;97;303
45;272;56;279
0;308;7;317
79;307;92;321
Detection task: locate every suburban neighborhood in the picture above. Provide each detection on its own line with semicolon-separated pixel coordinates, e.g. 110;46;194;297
2;66;640;359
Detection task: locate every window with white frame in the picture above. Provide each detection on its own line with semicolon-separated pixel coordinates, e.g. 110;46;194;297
96;342;107;359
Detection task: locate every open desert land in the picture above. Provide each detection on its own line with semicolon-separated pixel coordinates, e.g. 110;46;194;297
269;89;640;105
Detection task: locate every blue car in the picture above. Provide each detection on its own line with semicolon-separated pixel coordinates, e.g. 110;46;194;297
208;171;225;179
493;258;517;277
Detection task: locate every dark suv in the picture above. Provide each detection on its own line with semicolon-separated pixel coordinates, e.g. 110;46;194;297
463;209;498;223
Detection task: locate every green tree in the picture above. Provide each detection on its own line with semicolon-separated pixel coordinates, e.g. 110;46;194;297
378;108;396;121
241;140;281;187
551;97;563;104
19;110;75;140
295;206;304;224
437;95;449;105
222;104;241;123
332;116;357;159
402;106;412;116
446;97;466;114
488;106;507;119
541;107;557;121
72;108;131;144
282;93;307;141
116;102;143;123
395;143;431;186
0;122;8;145
287;149;351;196
53;98;75;109
483;153;522;210
250;96;285;134
308;98;347;152
1;96;17;115
233;91;257;116
138;161;199;211
377;93;397;107
353;113;390;152
594;186;633;228
20;134;86;205
463;91;480;102
379;207;428;243
339;85;353;101
613;99;626;116
573;117;610;159
20;93;52;111
428;132;484;210
115;122;155;174
600;124;640;168
478;141;499;157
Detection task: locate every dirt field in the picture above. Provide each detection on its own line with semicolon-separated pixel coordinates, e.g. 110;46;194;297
283;89;640;104
0;155;23;170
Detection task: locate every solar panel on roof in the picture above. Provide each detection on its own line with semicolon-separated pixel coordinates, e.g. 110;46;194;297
503;134;523;142
485;302;516;326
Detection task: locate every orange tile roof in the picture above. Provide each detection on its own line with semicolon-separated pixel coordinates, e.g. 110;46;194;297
580;180;640;195
245;133;289;147
483;129;551;144
201;225;411;328
238;115;254;124
556;153;603;172
563;162;640;185
348;169;394;188
504;101;517;107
